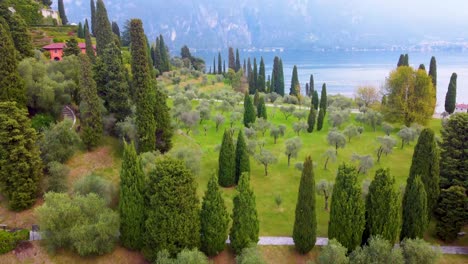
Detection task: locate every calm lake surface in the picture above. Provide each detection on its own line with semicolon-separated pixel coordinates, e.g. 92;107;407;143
196;50;468;113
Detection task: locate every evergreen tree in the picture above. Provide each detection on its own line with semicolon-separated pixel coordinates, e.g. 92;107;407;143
0;22;26;106
0;7;34;59
58;0;68;25
154;86;173;153
111;21;120;38
305;83;309;97
328;164;365;251
270;56;278;94
312;90;319;110
200;174;230;256
309;74;315;95
63;38;81;57
235;130;250;184
229;173;259;253
397;54;404;67
408;128;439;215
218;130;236;187
418;64;426;71
78;55;103;149
235;48;241;72
320;83;327;114
278;59;285;96
290;65;300;96
95;0;114;56
247;57;252;78
78;22;84;38
404;54;409;66
0;102;42;211
316;108;325;131
257;57;266;92
293;156;317;253
223;60;226;74
363;169;401;244
218;52;222;75
153;37;161;71
243;59;246;75
307;105;316;133
256;97;267;119
84;20;95;62
212;57;216;74
429;56;437;94
243;93;256;127
228;47;235;70
253;91;260;107
159;35;170;72
435;186;468;241
130;19;156;153
90;0;96;35
119;141;145;250
249;58;258;94
444;73;457;114
144;157;200;260
400;175;428;240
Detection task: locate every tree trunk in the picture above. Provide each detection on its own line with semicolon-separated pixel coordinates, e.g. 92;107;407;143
288;155;291;166
324;157;329;170
274;137;277;144
401;140;404;149
335;144;338;155
264;164;268;176
324;195;329;211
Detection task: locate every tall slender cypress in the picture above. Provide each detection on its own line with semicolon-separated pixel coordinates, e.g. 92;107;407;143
235;130;250;184
278;58;285;96
256;97;267;119
293;156;317;253
84;20;95;62
90;0;96;35
243;93;256;127
95;0;114;56
218;130;235;187
444;73;457;114
111;21;120;38
58;0;68;25
235;48;241;72
159;35;170;72
213;57;216;74
154;85;173;153
400;175;428;240
228;47;235;70
320;83;327;114
243;59;246;75
290;65;300;96
429;56;437;97
0;7;34;59
218;52;222;75
312;90;319;110
316;108;325;131
309;74;315;95
271;56;278;94
247;57;252;79
257;57;266;92
307;105;316;133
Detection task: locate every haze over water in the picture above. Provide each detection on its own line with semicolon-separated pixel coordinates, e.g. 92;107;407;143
198;50;468;113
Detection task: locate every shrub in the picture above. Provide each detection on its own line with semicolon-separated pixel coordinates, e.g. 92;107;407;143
31;114;54;132
39;119;82;164
73;174;115;206
236;244;266;264
0;230;28;255
47;161;69;193
170;147;201;176
155;248;209;264
401;238;441;264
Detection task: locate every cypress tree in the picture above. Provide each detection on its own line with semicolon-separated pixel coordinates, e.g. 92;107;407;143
143;157;200;260
63;38;80;56
316;108;325;131
429;56;437;95
119;141;145;250
243;59;246;75
266;75;271;93
290;65;300;96
363;169;401;244
58;0;68;25
159;35;170;72
253;91;260;107
0;22;26;106
229;173;259;253
0;102;42;211
418;64;426;71
200;174;230;256
84;20;95;62
400;175;428;240
243;93;256;127
90;0;96;35
235;130;250;184
293;156;317;254
444;73;457;114
78;55;103;149
307;105;316;133
247;57;252;78
212;57;216;74
256;97;267;119
0;7;34;59
403;54;409;66
228;47;235;70
271;56;278;94
154;86;173;153
248;58;258;94
130;19;156;153
78;22;84;38
320;83;327;114
278;59;285;96
95;0;114;56
312;90;319;110
223;60;226;74
397;54;404;67
309;74;315;95
153;37;162;71
111;21;120;38
218;130;236;187
257;57;266;92
305;83;309;97
435;186;468;241
235;48;241;72
408;128;439;215
218;52;222;75
328;164;365;251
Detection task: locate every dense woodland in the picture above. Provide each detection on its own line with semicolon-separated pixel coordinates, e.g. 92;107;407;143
0;0;467;263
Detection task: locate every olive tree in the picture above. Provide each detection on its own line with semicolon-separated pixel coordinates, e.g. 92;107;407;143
255;149;278;176
327;130;346;155
376;136;397;162
284;137;302;166
316;180;333;211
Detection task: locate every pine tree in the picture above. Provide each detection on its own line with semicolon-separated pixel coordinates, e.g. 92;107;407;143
78;55;103;149
293;156;317;253
229;173;259;253
159;35;170;72
235;48;241;72
130;19;156;153
111;21;120;38
154;86;173;153
290;65;300;96
0;22;26;106
119;141;145;250
408;128;439;215
309;74;315;95
95;0;114;56
307;105;316;133
328;164;365;251
218;52;222;75
320;83;327;114
218;130;236;187
429;56;437;96
200;174;230;256
257;57;266;92
235;130;250;184
143;157;200;260
84;20;95;62
256;97;267;119
90;0;96;35
63;38;80;56
0;7;34;59
435;186;468;241
58;0;68;25
444;73;457;114
228;47;235;70
312;90;319;110
363;169;401;244
316;108;325;131
0;102;42;211
243;93;256;127
400;175;428;240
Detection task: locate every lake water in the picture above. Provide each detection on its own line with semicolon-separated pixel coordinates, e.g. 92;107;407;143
195;50;468;113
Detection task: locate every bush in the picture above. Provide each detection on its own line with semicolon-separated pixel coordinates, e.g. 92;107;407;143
401;238;441;264
39;119;82;163
155;248;209;264
236;244;266;264
47;161;69;193
317;239;349;264
169;147;201;176
31;114;54;132
0;230;28;255
73;174;115;206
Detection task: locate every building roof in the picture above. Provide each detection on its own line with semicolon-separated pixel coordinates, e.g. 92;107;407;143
43;43;96;50
456;103;468;109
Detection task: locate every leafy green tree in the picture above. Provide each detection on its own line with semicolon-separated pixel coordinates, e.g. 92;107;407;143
46;161;69;193
0;102;42;211
218;130;236;187
328;164;365;252
156;248;209;264
318;239;349;264
376;136;397;162
343;124;359;142
0;22;26;106
84;20;95;62
429;56;437;94
154;86;173;153
119;142;145;250
320;83;327;114
397;125;416;149
200;175;229;256
39;119;82;164
316;179;333;210
58;0;68;25
144;157;200;259
78;55;103;149
349;236;404;264
327;130;346;155
0;6;33;59
444;73;457;114
230;173;259;253
290;65;300;96
293;156;317;253
63;38;81;57
254;149;277;176
130;19;156;153
95;0;114;56
284;137;302;166
439;113;468;190
401;238;441;264
158;35;171;72
256;97;267;119
316;108;325;131
243;93;256;127
73;174;115;206
258;57;266;92
306;105;317;133
400;175;428;240
435;186;467;241
235;130;250;184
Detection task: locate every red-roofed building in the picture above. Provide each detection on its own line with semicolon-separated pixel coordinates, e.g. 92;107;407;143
42;43;96;61
455;103;468;113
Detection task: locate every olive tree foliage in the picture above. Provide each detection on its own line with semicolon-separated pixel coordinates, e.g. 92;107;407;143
213;114;225;132
327;130;346;155
376;136;397;162
328;108;350;128
35;193;119;256
401;238;441;264
322;148;337;170
351;153;374;174
316;180;333;211
280;105;295;120
253;117;271;136
293;121;309;136
343;124;359;142
382;122;394;136
293;110;308;120
169;147;202;176
269;124;286;144
196;100;211;124
155;249;209;264
236;244;266;264
284;137;302;166
349;236;404;264
115;116;137;144
255;149;278;176
39;119;82;164
355;109;383;132
397;126;417;149
230;111;242;128
46;161;69;193
73;174;116;206
180;111;200;135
